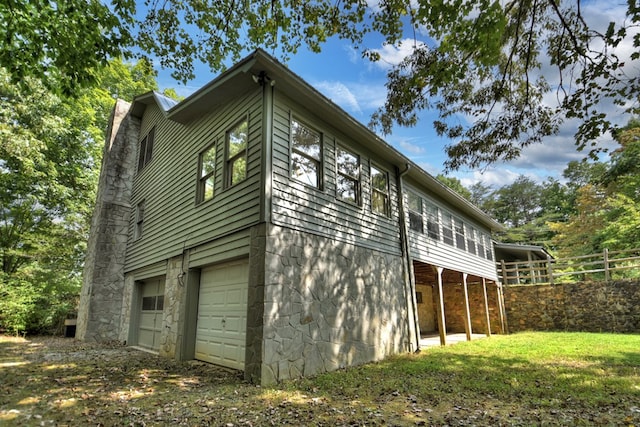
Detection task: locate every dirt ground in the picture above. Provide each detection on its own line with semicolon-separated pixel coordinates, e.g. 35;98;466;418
2;334;639;426
0;336;260;426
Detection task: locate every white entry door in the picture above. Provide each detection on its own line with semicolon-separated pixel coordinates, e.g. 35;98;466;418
195;260;248;370
138;279;165;351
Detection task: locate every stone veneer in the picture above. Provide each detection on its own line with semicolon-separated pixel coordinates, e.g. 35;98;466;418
159;254;190;358
76;100;139;342
258;224;411;384
504;280;640;333
118;255;189;357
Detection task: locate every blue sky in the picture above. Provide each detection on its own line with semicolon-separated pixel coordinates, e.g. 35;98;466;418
153;0;631;189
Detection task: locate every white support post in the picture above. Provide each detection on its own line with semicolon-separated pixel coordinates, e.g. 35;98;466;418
482;277;492;337
436;267;447;346
462;273;472;341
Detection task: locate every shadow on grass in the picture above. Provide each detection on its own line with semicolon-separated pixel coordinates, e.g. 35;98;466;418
1;333;639;426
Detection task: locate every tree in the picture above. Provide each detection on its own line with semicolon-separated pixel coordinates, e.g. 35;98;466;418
4;1;638;170
486;176;542;229
548;184;607;257
596;118;640;250
0;60;158;334
467;181;494;210
136;0;640;170
546;120;640;256
0;0;130;94
435;174;471;200
602;119;640;200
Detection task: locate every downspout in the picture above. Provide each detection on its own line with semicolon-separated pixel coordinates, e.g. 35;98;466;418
258;71;274;225
396;163;421;352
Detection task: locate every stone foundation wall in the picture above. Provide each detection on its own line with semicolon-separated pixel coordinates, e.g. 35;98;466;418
441;282;503;334
416;284;436;332
246;224;267;383
260;225;410;384
504;280;640;332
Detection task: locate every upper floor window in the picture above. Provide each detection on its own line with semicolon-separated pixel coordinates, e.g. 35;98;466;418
454;217;466;249
137;127;155;172
336;146;360;204
477;232;486;259
290;118;322;188
135;200;145;240
371;165;390;217
198;143;216;203
425;202;440;240
408;192;424;233
484;234;494;260
478;234;493;261
442;213;454;245
467;227;477;255
226;118;248;187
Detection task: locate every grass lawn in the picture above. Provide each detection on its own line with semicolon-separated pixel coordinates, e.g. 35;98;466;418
1;332;639;426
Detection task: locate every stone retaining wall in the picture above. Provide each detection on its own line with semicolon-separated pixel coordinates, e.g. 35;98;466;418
504;280;640;333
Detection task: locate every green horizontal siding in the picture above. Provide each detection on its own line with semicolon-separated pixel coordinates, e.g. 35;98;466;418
125;89;262;272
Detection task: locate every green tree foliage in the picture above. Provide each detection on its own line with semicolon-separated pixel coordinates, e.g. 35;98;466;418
467;181;493;208
596;120;640;251
602;121;640;200
548;184;607;257
0;0;130;95
3;1;637;169
0;60;158;334
541;120;640;257
487;176;542;228
368;0;639;170
435;174;471;200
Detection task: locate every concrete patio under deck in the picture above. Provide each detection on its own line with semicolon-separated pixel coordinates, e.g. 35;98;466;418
419;333;488;349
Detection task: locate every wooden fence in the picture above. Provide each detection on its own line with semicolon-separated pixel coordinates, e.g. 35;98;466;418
497;248;640;285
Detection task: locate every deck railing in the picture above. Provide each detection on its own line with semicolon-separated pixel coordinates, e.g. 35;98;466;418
497;248;640;285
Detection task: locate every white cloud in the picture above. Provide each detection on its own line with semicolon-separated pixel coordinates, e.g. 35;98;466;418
370;38;426;70
416;161;441;176
312;79;389;116
459;168;534;188
313;81;363;114
344;45;360;64
398;138;426;155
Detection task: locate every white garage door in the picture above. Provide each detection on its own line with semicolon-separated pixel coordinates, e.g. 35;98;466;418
138;279;165;351
195;260;248;370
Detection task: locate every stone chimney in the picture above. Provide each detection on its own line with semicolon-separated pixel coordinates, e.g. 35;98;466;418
76;100;139;342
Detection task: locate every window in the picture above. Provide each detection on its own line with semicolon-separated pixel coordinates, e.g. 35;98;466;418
425;202;440;240
467;227;477;255
336;146;360;204
442;213;454;245
137;127;155;172
454;217;465;249
371;165;390;216
484;235;494;260
226;118;248;187
477;232;486;258
135;200;145;240
408;192;424;233
291;118;322;188
198;143;216;202
142;295;164;311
